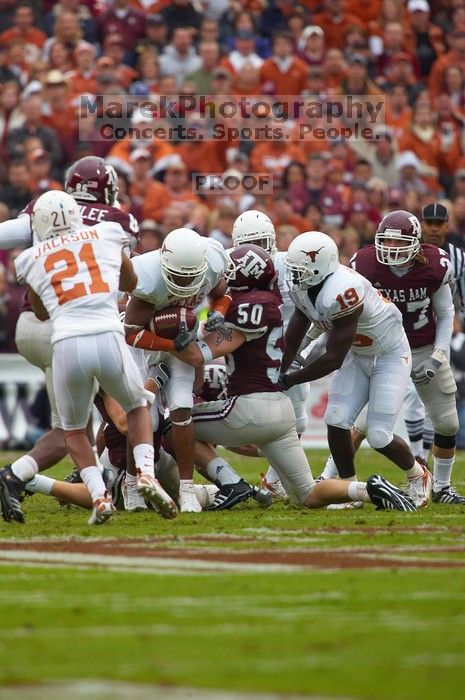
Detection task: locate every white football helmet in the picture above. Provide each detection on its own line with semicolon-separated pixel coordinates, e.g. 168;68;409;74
285;231;339;290
32;191;83;242
160;228;208;298
232;210;277;257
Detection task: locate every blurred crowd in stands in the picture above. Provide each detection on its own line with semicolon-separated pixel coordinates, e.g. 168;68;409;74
1;0;465;414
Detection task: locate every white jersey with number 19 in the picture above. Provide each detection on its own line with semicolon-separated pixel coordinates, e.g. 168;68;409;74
289;264;406;356
14;221;128;344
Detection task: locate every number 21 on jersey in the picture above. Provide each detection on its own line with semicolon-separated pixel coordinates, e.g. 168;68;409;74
44;243;110;305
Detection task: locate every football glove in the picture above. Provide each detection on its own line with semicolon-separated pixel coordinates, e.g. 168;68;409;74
411;348;446;386
147;362;170;391
205;310;225;331
174;322;193;352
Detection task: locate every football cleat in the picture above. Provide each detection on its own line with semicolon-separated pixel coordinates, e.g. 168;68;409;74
179;481;202;513
326;501;364;510
251;486;273;508
0;466;25;523
64;468;82;484
432;485;465;505
407;465;432;508
88;493;115;525
366;474;417;512
205;479;253;511
260;472;289;501
136;470;178;519
192;483;219;509
122;478;148;512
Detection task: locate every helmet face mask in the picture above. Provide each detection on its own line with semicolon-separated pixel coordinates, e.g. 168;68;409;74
232;210;277;258
375;210;421;267
284;231;339;290
160;228;208;298
65;156;119;206
32;191;83;242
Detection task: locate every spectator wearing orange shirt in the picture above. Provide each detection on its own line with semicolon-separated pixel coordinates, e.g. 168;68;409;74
385;83;413;139
404;0;445;78
107;109;175;168
345;0;381;29
298;25;326;67
250;136;306;186
312;0;363;51
398;101;442;181
128;147;171;222
323;48;347;92
270;192;309;233
156;156;200;217
0;3;46;65
429;27;465;97
65;42;98;98
41;70;78;165
221;30;263;78
260;32;307;96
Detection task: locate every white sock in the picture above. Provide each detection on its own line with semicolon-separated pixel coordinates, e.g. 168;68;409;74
406;461;424;480
80;466;106;502
320;455;339;479
125;472;137;487
342;475;356;481
205;457;241;486
25;474;55;495
133;443;154;476
265;466;280;482
348;481;370;503
433;456;454;491
180;478;193;489
11;455;39;483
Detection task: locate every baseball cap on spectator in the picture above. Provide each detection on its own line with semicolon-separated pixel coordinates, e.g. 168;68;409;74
146;13;164;25
130;148;151;162
22;80;43;98
131;108;152;125
302;25;324;41
166;157;187;172
422;203;448;221
396;151;421;171
75;41;96;59
407;0;430;12
373;124;394;140
44;70;67;86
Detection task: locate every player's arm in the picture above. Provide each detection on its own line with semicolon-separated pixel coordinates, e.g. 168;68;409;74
119;252;137;293
282;306;362;387
204;278;232;331
281;308;311;372
175;326;246;368
26;285;49;321
0;217;31;249
100;392;128;435
412;284;454;385
124;296;179;352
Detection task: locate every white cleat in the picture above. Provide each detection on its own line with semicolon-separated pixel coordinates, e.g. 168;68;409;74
179;482;202;513
88;494;115;525
136;470;178;519
407;465;432;508
122;479;147;512
260;473;289;501
193;483;219;509
326;501;364;510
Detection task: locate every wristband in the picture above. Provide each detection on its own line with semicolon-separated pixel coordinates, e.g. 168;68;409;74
197;339;213;363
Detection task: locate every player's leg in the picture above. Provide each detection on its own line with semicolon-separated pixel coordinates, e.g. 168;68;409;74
97;332;177;518
414;352;464;504
421;414;434;464
163;355;199;512
25;474;93;508
319;405;367;481
365;344;432;507
403;379;427;460
324;353;370;479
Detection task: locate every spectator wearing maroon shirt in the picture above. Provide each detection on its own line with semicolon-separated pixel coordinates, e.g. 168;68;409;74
98;0;145;55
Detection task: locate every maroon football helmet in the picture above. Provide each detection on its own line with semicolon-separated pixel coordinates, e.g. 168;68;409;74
65;156;118;205
375;209;421;266
228;244;276;291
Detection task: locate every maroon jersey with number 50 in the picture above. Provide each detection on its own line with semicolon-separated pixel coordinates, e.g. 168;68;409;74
224;288;283;396
351;243;452;348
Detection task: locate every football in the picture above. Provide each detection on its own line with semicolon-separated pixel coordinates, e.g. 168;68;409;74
149;306;197;339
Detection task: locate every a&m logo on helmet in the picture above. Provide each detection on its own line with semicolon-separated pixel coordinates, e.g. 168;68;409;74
236;249;268;279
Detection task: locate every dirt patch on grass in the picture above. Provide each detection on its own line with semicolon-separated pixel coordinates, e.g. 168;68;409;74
0;537;464;571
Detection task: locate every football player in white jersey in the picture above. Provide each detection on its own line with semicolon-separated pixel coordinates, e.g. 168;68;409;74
124;227;233;512
231;210;310;497
0;191;176;525
279;231;432;507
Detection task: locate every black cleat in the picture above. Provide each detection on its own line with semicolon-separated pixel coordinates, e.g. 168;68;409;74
206;479;253;511
366;474;417;512
251;486;273;508
432;485;465;505
64;468;82;484
0;466;25;523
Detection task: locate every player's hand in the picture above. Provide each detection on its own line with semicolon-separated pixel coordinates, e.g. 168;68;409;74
149;362;170;390
278;372;291;391
411;356;442;386
174;322;193;352
205;310;225;331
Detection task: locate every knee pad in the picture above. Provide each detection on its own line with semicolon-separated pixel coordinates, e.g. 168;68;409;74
434;411;459;438
366;427;392;450
324;403;353;430
434;433;456;449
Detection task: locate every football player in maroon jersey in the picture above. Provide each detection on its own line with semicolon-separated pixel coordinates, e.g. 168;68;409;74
0;157;140;520
348;210;464;504
173;244;417;512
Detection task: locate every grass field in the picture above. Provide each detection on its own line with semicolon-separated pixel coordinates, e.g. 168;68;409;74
1;448;465;699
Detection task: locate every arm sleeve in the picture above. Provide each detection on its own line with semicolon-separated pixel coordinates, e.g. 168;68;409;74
432;283;454;351
0;216;32;249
